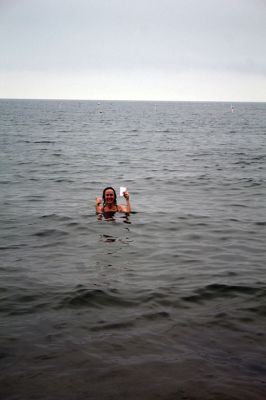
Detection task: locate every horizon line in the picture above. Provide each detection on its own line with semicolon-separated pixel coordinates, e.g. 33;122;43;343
0;97;265;104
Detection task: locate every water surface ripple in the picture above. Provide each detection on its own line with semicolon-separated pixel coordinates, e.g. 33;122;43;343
1;100;266;399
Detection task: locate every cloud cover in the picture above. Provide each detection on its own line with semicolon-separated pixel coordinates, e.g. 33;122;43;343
1;0;266;100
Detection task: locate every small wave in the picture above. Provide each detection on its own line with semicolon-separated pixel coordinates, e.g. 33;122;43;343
0;244;27;250
26;196;45;202
33;140;56;144
250;154;266;162
181;284;266;304
57;286;136;309
139;310;171;321
157;148;177;152
230;204;249;208
0;289;51;315
40;214;72;222
65;222;79;227
245;305;266;316
33;229;68;238
54;179;74;183
233;161;252;166
18;140;31;144
39;121;51;126
90;320;134;331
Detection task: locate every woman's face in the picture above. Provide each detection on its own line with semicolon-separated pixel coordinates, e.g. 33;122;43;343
104;189;115;204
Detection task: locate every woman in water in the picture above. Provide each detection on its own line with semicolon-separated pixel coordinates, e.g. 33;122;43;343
95;187;131;216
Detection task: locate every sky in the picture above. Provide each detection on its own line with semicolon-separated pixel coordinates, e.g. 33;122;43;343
0;0;266;101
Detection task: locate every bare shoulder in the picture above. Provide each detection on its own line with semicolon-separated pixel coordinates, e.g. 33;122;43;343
117;204;128;213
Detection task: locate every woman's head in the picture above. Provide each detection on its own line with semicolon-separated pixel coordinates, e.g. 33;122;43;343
102;187;117;205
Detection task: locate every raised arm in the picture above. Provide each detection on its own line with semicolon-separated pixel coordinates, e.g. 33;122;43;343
118;191;131;214
95;197;103;214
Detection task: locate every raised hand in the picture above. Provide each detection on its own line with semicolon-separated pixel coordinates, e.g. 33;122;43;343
123;191;130;200
96;197;102;206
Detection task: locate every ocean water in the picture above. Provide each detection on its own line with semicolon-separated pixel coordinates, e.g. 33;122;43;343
0;99;266;399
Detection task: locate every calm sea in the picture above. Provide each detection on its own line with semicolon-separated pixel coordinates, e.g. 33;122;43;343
1;99;266;399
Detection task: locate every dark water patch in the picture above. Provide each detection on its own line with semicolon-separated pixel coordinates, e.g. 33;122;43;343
34;353;59;361
25;196;45;202
65;222;80;227
230;204;249;208
139;310;171;321
234;161;252;166
226;218;241;222
248;182;263;187
0;290;51;315
91;320;135;331
183;233;202;240
32;241;67;249
57;286;138;309
0;351;10;360
40;214;72;222
245;305;266;316
181;284;266;304
0;243;27;250
100;234;116;242
246;363;266;375
54;179;74;183
18;140;31;144
226;271;238;277
157;148;177;152
33;140;56;144
33;229;69;238
0;180;11;184
132;289;189;309
42;163;61;167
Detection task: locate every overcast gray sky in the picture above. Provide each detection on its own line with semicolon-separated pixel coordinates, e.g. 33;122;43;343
1;0;265;101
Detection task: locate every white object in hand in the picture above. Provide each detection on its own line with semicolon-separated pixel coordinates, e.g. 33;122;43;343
120;186;127;196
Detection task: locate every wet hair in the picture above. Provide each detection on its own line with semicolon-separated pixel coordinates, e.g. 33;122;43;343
102;187;117;206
